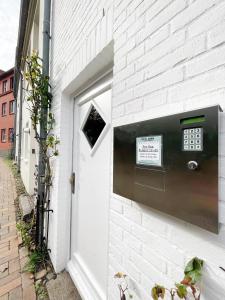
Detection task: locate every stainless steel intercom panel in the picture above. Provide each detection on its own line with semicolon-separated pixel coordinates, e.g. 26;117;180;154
113;106;221;233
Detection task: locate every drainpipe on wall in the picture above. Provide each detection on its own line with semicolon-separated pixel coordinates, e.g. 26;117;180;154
17;75;23;172
12;73;17;160
36;0;51;249
13;0;30;170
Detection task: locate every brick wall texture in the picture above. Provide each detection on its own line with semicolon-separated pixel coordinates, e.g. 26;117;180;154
0;70;14;153
50;0;225;299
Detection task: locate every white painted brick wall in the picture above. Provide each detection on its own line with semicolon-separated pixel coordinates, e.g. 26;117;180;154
110;0;225;299
137;29;186;71
50;0;225;299
187;2;225;39
170;0;220;33
208;21;225;48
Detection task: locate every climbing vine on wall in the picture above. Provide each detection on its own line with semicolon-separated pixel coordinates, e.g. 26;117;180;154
24;51;59;189
23;51;59;250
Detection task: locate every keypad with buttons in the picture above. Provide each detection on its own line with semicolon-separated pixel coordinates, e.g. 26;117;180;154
182;127;203;151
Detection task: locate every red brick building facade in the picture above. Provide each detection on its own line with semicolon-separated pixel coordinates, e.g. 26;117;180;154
0;68;15;156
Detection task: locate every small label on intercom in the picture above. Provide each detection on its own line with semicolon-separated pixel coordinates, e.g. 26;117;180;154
136;136;162;166
183;127;203;151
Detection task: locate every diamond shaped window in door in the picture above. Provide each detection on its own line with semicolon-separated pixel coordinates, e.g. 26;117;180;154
82;105;106;148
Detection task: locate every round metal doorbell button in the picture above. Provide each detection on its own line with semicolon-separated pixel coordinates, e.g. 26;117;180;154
187;160;198;170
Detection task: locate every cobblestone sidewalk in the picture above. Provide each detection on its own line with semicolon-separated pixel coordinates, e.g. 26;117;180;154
0;158;36;300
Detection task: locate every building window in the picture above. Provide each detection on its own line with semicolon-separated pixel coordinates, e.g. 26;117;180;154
8;128;14;143
82;105;106;148
10;77;14;90
1;129;6;143
2;80;7;93
2;103;6;116
9;100;15;114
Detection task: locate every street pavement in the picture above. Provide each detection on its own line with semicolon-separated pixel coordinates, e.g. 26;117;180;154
0;158;36;300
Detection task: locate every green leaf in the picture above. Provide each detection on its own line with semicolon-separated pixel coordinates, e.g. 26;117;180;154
53;150;59;156
184;257;203;273
151;285;165;300
175;284;187;299
185;270;201;284
184;257;204;284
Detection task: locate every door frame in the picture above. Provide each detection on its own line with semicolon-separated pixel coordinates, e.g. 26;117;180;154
67;71;113;300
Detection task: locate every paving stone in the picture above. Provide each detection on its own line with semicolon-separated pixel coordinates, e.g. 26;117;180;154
0;237;17;245
22;284;36;300
0;243;9;250
8;240;18;251
8;225;16;233
0;218;11;225
9;286;22;300
0;251;18;266
0;278;21;297
46;271;81;300
19;257;28;271
0;246;9;256
0;273;8;281
46;273;56;281
17;234;22;245
0;271;20;288
19;247;28;260
0;208;15;214
0;263;8;280
19;195;34;221
21;272;34;288
1;222;16;229
0;228;9;236
0;263;8;273
9;259;20;274
0;231;17;242
0;293;8;300
0;159;35;299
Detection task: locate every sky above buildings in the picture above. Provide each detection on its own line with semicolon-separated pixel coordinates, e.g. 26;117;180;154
0;0;20;71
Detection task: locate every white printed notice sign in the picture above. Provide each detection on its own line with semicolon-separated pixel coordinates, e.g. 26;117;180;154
136;135;162;166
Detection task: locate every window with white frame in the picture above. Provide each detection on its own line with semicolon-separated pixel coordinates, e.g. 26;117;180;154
1;129;6;143
2;103;6;116
8;128;14;143
2;80;7;93
10;77;14;90
9;100;15;114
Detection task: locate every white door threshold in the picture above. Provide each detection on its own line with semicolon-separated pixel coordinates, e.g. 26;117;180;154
67;258;106;300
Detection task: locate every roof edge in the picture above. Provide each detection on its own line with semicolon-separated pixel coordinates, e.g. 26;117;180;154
0;68;14;80
14;0;38;97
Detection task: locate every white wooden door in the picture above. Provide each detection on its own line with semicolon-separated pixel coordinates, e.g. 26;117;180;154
69;80;112;300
